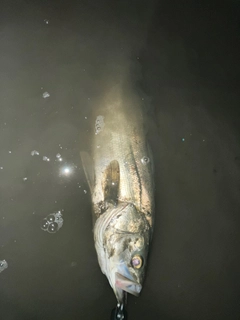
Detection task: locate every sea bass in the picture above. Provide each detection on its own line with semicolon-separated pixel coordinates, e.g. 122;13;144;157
80;83;154;304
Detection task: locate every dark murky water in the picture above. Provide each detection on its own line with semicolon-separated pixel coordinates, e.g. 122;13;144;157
0;1;240;319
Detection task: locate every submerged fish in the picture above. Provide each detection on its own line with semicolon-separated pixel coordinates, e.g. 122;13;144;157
81;83;154;304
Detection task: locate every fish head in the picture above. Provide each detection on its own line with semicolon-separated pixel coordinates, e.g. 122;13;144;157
94;203;151;303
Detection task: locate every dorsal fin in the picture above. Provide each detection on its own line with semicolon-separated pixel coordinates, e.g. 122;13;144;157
102;160;120;205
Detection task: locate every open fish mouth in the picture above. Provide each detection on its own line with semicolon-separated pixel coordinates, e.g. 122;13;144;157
115;272;142;296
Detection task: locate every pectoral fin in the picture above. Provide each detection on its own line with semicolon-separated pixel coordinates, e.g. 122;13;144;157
102;160;120;205
80;151;95;193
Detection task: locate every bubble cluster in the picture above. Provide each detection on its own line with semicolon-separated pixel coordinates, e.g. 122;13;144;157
41;211;63;234
95;115;105;135
0;260;8;273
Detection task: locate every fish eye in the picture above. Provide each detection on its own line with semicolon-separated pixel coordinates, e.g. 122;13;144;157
141;156;150;165
131;255;143;269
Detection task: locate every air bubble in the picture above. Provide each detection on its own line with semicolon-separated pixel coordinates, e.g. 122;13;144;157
95;115;104;135
41;218;49;230
46;214;55;223
141;156;150;165
48;222;58;233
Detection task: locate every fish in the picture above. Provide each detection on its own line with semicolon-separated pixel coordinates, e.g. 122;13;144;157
80;82;154;304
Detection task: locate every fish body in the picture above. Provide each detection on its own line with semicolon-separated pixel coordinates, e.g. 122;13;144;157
81;83;154;303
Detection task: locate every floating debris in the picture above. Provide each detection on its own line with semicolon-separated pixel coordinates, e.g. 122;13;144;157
8;151;12;154
23;177;28;181
83;189;87;194
43;156;50;162
0;260;8;273
0;167;3;170
42;91;50;99
44;19;49;24
31;150;39;156
182;138;185;142
56;153;63;162
41;211;63;234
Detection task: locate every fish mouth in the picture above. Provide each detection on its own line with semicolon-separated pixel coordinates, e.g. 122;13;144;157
115;272;142;296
